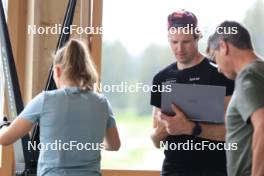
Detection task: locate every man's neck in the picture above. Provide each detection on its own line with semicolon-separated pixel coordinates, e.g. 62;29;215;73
177;53;204;70
234;51;257;75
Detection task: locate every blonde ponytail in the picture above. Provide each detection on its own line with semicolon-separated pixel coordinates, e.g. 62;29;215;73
53;38;98;91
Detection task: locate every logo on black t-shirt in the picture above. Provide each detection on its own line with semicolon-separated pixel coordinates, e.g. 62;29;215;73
164;78;177;84
189;77;200;81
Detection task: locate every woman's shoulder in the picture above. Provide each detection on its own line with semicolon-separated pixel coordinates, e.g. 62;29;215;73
41;88;111;105
85;91;109;103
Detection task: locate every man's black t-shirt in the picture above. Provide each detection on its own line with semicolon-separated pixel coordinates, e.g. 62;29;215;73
150;58;234;174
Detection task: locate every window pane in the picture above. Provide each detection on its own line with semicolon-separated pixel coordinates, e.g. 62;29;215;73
101;0;264;170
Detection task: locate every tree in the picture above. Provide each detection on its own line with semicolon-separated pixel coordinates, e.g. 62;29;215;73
243;0;264;57
135;44;174;115
101;40;133;109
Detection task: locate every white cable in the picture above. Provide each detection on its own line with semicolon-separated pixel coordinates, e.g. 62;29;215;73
0;45;5;122
2;0;8;20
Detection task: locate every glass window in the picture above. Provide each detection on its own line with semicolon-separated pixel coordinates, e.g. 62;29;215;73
100;0;264;170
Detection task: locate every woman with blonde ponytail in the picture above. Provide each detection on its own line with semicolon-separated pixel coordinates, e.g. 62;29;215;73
0;39;121;176
54;39;99;91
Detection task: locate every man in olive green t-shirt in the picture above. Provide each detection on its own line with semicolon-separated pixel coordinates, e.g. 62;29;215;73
207;21;264;176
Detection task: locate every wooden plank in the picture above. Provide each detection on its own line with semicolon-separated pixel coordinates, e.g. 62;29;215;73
7;0;28;100
90;0;103;75
31;0;68;96
102;170;160;176
0;145;14;176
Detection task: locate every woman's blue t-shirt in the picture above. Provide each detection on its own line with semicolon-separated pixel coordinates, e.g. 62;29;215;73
19;87;116;176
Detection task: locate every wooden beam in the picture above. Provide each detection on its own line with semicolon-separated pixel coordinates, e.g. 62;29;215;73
31;0;68;97
102;170;160;176
0;145;14;176
90;0;103;76
7;0;28;99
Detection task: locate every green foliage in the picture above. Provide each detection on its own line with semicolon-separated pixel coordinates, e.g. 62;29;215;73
101;109;163;169
101;41;174;115
101;41;134;108
243;0;264;57
134;44;173;115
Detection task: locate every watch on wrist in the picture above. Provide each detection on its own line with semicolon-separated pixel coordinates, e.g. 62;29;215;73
192;122;202;136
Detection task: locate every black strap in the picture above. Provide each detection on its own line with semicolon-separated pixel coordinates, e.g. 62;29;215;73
0;116;11;129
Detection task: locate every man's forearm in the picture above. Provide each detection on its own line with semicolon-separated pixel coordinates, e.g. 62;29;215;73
252;128;264;176
198;123;226;141
151;128;168;148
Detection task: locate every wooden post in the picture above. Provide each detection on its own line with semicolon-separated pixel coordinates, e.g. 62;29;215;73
91;0;103;76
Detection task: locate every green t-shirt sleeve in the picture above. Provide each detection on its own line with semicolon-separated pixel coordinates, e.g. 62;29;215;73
236;74;264;122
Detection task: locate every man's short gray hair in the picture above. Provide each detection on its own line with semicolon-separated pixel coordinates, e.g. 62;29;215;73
207;21;253;52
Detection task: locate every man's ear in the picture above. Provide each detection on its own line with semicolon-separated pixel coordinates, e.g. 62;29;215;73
219;40;229;55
